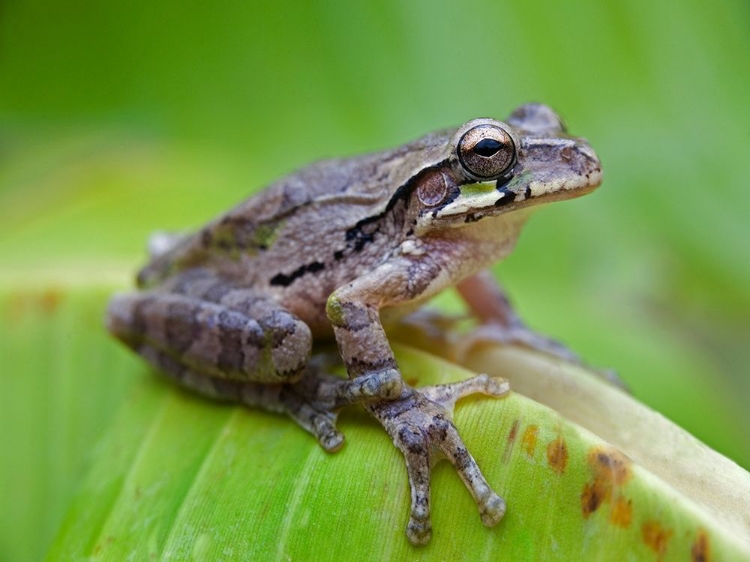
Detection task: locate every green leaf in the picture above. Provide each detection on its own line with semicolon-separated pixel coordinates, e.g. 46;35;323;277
4;287;747;560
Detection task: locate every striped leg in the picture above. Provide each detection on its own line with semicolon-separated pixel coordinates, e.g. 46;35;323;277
133;342;351;451
106;269;405;451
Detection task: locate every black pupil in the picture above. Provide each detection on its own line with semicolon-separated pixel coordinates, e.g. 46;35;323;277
472;138;503;157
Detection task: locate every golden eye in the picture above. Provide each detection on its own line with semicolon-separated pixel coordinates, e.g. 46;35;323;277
458;125;516;179
416;170;451;206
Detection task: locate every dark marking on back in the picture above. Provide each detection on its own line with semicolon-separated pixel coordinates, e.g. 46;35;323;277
344;159;452;252
345;223;380;252
270;260;327;287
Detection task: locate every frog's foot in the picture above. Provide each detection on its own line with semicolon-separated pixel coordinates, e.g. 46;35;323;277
274;367;403;453
367;374;509;545
133;343;400;453
459;323;628;390
273;384;346;453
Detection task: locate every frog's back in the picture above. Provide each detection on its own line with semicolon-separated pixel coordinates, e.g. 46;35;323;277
136;132;452;291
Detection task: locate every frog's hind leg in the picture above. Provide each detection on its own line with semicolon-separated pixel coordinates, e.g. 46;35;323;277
107;272;401;451
367;375;509;544
132;341;348;451
108;290;311;384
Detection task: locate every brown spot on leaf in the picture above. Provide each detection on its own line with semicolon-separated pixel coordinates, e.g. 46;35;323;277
581;446;632;518
691;529;711;562
6;289;64;321
502;419;520;463
591;447;631;486
642;520;673;560
521;424;538;457
405;377;419;387
40;289;63;313
609;496;632;528
93;536;116;556
546;435;568;473
508;420;519;443
581;481;603;517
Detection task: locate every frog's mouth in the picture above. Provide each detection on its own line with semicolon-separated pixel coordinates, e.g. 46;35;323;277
421;136;602;228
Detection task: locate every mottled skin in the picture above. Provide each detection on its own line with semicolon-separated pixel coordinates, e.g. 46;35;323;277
107;103;602;545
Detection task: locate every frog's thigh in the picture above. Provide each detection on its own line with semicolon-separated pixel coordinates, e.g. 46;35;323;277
107;289;311;383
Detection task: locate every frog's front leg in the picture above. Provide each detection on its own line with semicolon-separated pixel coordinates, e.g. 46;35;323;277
327;260;508;544
106;271;398;451
457;270;583;362
457;270;625;388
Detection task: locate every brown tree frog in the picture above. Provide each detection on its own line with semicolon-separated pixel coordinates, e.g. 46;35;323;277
107;103;602;545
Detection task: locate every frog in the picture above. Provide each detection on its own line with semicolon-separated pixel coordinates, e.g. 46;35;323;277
106;103;602;545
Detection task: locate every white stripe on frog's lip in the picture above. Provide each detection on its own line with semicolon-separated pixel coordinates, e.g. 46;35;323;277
431;185;500;219
524;163;602;198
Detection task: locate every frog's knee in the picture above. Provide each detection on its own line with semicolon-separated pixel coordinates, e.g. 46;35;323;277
259;310;313;381
105;293;143;346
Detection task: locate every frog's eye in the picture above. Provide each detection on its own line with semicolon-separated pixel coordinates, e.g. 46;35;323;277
416;170;453;207
458;125;516;179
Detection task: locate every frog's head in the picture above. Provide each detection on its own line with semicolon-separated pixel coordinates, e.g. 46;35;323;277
411;103;602;233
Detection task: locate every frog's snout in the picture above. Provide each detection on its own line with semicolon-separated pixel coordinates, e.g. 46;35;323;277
575;140;603;188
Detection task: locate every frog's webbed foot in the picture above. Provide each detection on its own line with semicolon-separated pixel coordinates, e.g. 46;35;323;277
368;374;509;544
272;381;346;453
274;362;403;453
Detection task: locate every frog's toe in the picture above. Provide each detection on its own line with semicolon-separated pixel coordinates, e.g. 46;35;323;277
484;375;511;398
437;416;506;528
319;428;345;453
480;493;506;527
308;412;344;452
419;373;509;412
399;427;433;545
283;397;345;453
407;516;432;545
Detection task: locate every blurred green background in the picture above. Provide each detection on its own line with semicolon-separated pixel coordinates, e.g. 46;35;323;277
1;0;749;559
